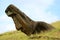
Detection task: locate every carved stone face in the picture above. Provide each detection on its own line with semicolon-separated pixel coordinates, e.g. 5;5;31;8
5;4;16;17
5;4;55;36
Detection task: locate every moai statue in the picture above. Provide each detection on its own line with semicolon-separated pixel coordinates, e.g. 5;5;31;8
5;4;54;36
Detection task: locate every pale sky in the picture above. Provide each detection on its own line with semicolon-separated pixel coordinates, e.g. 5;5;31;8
0;0;60;34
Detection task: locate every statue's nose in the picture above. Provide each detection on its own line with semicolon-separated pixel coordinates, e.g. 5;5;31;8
6;11;13;16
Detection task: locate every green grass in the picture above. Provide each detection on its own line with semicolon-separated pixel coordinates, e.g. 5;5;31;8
51;21;60;29
0;31;29;40
0;21;60;40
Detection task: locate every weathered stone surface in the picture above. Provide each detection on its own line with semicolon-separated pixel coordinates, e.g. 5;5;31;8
5;4;54;36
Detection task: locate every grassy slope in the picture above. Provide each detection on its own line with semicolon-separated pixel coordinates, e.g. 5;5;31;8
0;21;60;40
51;21;60;29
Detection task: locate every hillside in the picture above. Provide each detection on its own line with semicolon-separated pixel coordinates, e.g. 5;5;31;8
51;21;60;29
0;21;60;40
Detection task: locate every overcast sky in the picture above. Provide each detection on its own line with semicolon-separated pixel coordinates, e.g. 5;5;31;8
0;0;60;34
